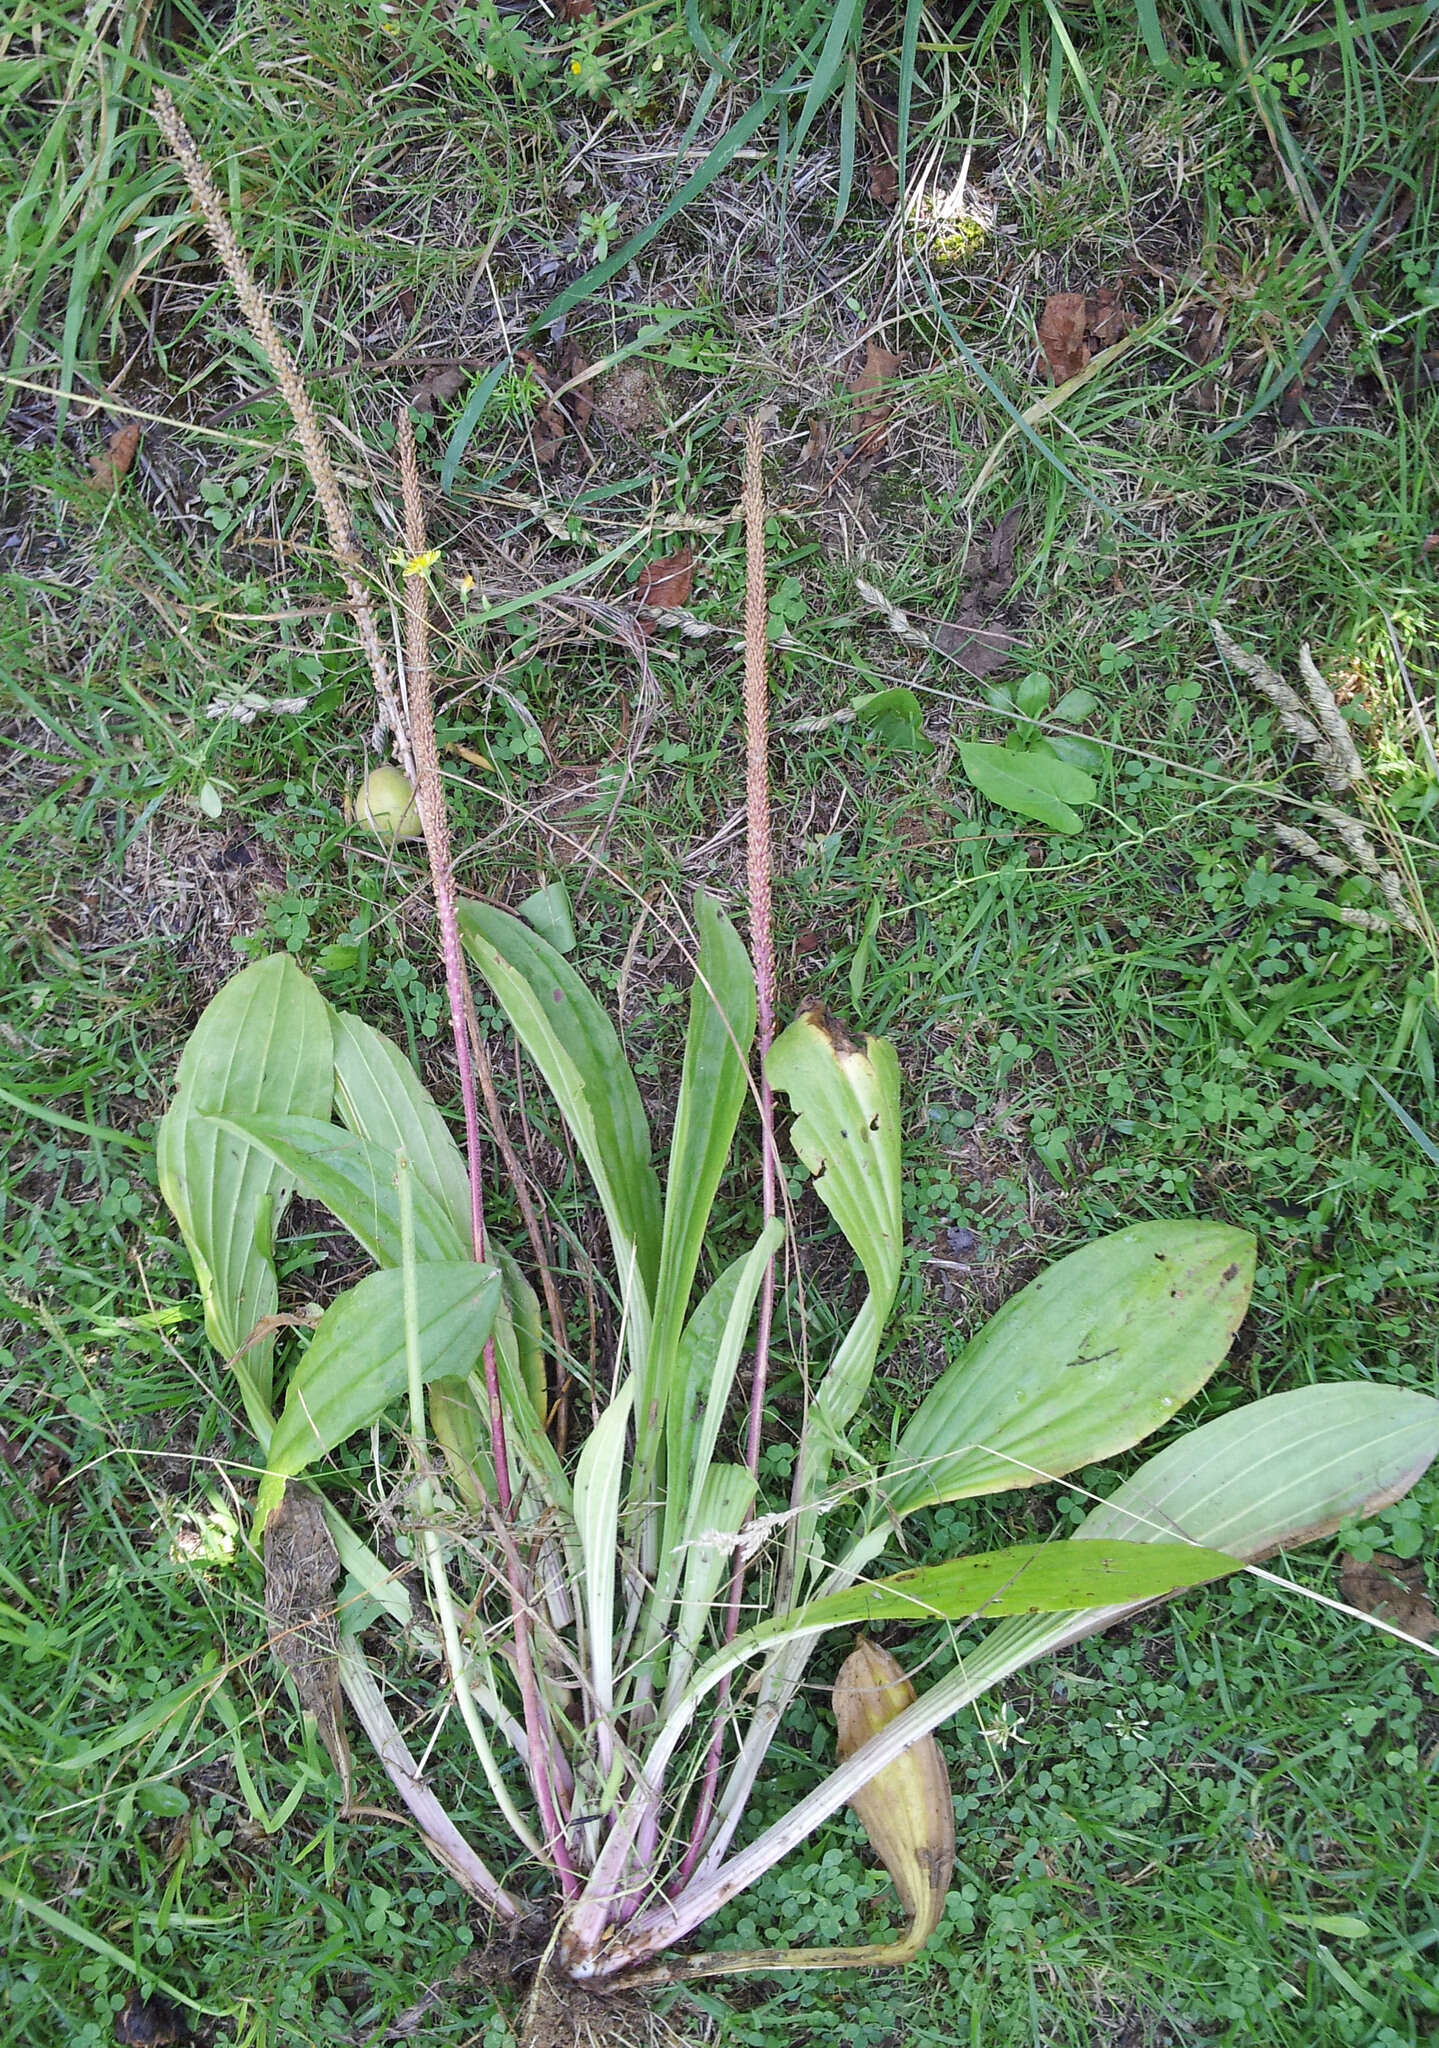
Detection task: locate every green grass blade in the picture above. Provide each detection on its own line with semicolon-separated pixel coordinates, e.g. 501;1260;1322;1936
785;0;865;166
896;0;925;199
438;363;509;494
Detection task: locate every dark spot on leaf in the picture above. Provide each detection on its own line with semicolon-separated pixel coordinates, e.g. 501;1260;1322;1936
1222;1262;1239;1282
552;988;564;1003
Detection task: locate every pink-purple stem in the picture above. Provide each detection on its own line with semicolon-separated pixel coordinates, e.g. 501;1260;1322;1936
670;418;778;1891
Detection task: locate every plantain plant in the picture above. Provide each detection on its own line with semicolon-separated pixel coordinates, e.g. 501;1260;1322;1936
158;910;1439;1985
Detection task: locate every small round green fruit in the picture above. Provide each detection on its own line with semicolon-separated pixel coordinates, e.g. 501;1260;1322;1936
353;765;422;841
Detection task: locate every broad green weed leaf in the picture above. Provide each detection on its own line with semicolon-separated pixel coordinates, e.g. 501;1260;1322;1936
853;687;933;755
665;1462;756;1710
884;1222;1254;1518
766;1007;901;1310
157;955;332;1437
665;1385;1439;1952
518;879;577;955
700;1540;1240;1687
260;1263;501;1524
574;1381;636;1721
331;1010;472;1245
767;1008;903;1573
958;740;1095;832
1015;673;1051;718
459;901;662;1312
211;1114;467;1267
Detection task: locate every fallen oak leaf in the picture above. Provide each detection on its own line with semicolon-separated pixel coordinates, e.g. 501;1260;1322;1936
846;337;902;456
88;422;140;491
1037;294;1089;384
635;543;694;610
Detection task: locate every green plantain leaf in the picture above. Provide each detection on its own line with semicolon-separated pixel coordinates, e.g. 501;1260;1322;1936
330;1010;472;1247
210;1114;467;1267
157;955;333;1439
574;1380;636;1721
911;1383;1439;1742
685;1381;1439;1934
767;1008;903;1566
258;1263;501;1528
700;1539;1240;1688
766;1007;901;1313
958;741;1096;832
458;901;662;1335
883;1222;1255;1519
664;1462;757;1713
641;893;756;1486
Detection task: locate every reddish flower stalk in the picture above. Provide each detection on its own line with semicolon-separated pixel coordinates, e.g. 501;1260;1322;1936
673;418;778;1887
397;414;578;1894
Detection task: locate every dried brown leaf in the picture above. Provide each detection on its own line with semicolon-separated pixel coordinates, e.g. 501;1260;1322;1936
88;422;140;491
265;1481;351;1798
408;362;468;413
1340;1554;1439;1641
1037;294;1090;384
635;543;694;609
834;1639;955;1949
556;338;595;433
1179;304;1226;366
556;0;596;16
929;506;1022;678
1086;285;1129;349
797;415;828;475
932;613;1017;677
868;111;900;207
846;337;902;456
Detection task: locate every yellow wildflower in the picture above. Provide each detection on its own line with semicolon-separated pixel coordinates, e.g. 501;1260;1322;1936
390;546;442;579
